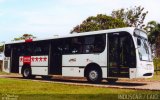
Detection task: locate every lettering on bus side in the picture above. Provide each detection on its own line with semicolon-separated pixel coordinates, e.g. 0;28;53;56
69;58;76;62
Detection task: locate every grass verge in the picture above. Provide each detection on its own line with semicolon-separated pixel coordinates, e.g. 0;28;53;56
0;78;160;100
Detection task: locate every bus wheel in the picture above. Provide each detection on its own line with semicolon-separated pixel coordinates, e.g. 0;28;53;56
106;78;118;84
86;68;102;83
41;76;52;80
22;67;32;79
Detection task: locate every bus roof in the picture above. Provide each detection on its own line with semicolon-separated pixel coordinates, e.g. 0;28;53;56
5;27;140;44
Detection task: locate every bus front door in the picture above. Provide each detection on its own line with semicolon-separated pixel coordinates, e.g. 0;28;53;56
108;32;136;78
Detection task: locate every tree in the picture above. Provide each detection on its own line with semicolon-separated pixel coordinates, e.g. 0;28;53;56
146;21;160;57
0;45;4;52
146;21;158;44
111;6;148;29
71;14;127;33
0;42;4;52
13;34;36;41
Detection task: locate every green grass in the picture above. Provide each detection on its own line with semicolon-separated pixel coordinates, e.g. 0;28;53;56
0;71;10;75
0;78;159;100
154;58;160;68
0;71;18;75
146;73;160;81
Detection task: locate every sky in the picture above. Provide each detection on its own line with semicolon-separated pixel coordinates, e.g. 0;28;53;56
0;0;160;42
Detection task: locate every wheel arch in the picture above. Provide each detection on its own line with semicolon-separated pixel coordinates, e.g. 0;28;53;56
21;64;31;74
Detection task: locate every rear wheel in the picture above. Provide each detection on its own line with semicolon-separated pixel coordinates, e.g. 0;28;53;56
86;67;102;83
22;67;32;79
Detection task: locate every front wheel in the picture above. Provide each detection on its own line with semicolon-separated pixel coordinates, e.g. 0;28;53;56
86;68;102;83
22;67;32;79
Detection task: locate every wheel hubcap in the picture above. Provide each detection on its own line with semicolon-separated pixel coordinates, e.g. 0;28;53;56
24;69;30;77
89;70;98;80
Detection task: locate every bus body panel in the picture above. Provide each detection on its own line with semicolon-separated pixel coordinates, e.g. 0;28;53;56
62;67;84;77
129;68;137;79
19;56;48;67
62;42;108;78
136;61;154;78
62;53;107;78
19;67;48;75
62;54;106;67
19;55;49;75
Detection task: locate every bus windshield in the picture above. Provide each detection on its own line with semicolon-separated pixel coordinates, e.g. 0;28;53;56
134;29;152;61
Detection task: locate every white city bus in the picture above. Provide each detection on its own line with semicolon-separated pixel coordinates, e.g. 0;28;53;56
3;27;154;83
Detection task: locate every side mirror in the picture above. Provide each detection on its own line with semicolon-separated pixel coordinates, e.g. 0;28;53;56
137;38;141;46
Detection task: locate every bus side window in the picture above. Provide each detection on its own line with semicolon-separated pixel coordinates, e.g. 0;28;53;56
20;44;26;56
35;47;41;54
4;44;11;57
62;39;70;54
83;34;106;54
83;36;95;53
70;37;83;54
63;44;70;54
42;44;49;55
34;42;49;55
94;34;106;53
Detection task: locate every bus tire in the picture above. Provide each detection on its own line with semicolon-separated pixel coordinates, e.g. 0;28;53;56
22;67;32;79
86;67;102;83
41;76;52;80
106;78;118;84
